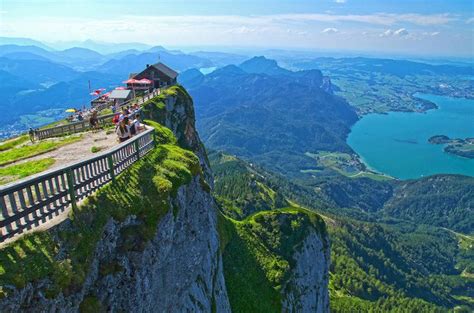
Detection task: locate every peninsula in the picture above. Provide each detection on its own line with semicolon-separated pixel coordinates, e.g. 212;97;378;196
428;135;474;159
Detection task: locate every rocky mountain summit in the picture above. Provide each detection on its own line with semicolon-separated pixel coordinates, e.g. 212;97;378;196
0;86;330;312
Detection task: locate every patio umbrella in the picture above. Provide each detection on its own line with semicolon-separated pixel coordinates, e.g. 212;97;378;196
65;109;76;113
138;78;152;84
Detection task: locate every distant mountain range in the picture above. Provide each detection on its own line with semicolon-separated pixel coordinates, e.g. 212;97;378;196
0;37;53;50
0;35;471;141
0;40;240;136
293;57;474;77
180;56;358;176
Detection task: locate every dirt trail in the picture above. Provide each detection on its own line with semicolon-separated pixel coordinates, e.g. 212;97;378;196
9;129;118;170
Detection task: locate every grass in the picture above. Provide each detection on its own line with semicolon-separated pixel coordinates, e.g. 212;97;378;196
0;158;56;184
256;181;277;206
0;135;29;152
90;146;101;153
0;135;81;166
98;108;113;116
0;118;201;297
220;207;327;312
348;171;394;181
305;151;393;181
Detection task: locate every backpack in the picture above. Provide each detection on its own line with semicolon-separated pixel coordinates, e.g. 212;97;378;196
112;114;120;124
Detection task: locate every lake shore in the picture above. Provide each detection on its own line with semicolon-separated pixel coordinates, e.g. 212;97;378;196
347;93;474;179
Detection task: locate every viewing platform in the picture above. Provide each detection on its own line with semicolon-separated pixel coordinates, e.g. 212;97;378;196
0;120;156;245
0;61;180;246
0;97;161;246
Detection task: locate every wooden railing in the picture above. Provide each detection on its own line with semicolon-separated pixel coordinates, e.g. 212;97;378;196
0;127;155;243
36;89;161;140
35;113;115;140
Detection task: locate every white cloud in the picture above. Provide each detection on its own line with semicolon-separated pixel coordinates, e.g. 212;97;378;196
421;31;441;38
393;28;409;36
335;0;347;3
0;12;457;43
264;13;456;26
0;12;469;56
380;29;393;37
467;17;474;24
321;27;339;34
380;28;409;37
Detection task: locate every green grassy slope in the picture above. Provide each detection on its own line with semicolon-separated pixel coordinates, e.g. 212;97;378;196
219;208;327;313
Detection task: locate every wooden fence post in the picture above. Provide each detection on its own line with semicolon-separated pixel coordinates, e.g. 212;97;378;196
107;154;115;182
66;169;78;214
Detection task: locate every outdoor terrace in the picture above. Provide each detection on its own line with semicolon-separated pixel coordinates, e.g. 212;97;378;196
0;88;162;245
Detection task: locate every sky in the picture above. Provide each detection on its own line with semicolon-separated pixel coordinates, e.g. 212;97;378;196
0;0;473;57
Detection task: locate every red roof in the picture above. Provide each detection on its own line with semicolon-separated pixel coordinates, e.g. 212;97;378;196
123;78;140;84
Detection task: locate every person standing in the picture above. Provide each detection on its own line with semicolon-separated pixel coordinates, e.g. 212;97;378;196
115;118;131;142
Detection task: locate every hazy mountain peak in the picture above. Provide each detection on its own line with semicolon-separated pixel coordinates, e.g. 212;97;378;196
210;64;246;76
0;37;53;50
239;56;290;75
61;47;104;56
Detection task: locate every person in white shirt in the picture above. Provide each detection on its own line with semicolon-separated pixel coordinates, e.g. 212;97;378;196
130;113;144;135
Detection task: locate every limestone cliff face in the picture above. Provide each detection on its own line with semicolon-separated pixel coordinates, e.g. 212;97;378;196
282;230;330;313
90;175;230;312
0;176;230;312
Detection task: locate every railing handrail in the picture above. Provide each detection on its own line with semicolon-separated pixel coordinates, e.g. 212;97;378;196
36;113;115;134
36;88;161;140
0;127;154;193
0;126;156;243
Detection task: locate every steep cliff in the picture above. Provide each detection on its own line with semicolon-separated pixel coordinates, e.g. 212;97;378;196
0;85;330;313
0;86;229;312
219;209;330;313
282;230;330;312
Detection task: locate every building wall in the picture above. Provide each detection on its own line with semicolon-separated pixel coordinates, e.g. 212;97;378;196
134;66;175;88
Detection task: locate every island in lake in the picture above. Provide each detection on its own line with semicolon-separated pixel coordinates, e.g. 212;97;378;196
428;135;474;159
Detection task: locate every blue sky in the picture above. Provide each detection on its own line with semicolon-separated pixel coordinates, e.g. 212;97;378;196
1;0;473;57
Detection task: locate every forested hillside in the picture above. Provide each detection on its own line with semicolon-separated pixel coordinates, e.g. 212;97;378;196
210;151;474;312
382;175;474;234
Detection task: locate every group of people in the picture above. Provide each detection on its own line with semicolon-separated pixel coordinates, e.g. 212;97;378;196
113;105;145;142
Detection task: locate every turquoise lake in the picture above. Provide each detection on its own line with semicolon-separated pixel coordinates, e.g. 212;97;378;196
347;94;474;179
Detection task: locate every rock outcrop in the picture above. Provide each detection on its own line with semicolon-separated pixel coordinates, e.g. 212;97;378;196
282;231;330;313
